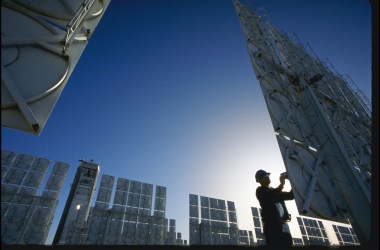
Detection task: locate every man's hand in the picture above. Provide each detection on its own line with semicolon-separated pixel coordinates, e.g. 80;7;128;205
280;172;288;185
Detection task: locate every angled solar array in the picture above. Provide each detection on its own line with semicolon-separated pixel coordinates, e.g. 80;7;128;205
251;207;265;245
1;150;69;244
189;194;253;245
233;0;370;242
332;224;360;246
296;217;330;245
76;176;183;245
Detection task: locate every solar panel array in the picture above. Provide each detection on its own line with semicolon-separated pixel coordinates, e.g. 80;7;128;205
251;207;265;245
64;175;184;245
297;217;330;245
332;224;360;245
189;194;253;245
238;230;254;245
292;237;304;245
1;150;69;244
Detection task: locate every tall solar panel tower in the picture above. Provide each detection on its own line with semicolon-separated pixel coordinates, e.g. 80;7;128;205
233;0;371;243
53;159;100;245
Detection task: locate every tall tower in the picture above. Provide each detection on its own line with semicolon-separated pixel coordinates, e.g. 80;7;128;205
233;0;371;243
53;160;100;245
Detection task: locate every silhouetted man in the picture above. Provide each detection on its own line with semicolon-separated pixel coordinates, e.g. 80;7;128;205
255;169;294;247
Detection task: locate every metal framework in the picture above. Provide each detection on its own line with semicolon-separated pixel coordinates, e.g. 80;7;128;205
233;0;371;243
1;0;110;135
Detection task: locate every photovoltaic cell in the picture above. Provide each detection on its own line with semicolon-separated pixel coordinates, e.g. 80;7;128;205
219;210;227;221
142;183;153;195
209;198;218;208
251;207;259;217
155;186;166;198
13;154;33;169
154;210;165;218
132;193;142;207
297;217;303;225
114;190;127;205
227;201;235;211
96;187;112;203
210;209;218;220
253;217;261;227
217;199;226;210
99;175;114;189
201;207;210;219
190;218;199;225
23;172;44;188
130;180;142;193
200;196;209;207
4;168;26;185
190;205;199;218
189;194;198;206
228;212;237;223
154;198;165;211
51;162;69;176
19;187;37;196
30;158;50;173
1;150;16;165
41;190;58;200
116;178;129;191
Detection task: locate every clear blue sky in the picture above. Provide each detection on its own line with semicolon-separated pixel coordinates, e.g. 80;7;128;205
2;0;372;244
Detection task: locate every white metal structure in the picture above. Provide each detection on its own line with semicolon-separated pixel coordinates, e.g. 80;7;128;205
233;0;371;243
1;0;111;135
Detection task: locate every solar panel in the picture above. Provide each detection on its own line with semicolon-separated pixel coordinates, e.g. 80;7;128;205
22;226;44;244
23;171;44;188
227;201;235;212
189;194;198;206
31;207;51;225
140;194;152;209
96;187;112;203
200;196;209;207
253;217;261;227
113;190;127;205
4;168;26;185
116;178;129;191
190;206;199;218
228;212;237;223
30;158;50;173
155;186;166;198
19;187;37;196
142;183;153;195
127;193;140;207
51;162;69;177
99;175;114;189
209;198;218;208
154;198;165;211
130;180;142;193
251;207;259;217
41;190;58;200
13;154;33;169
1;150;16;165
217;199;226;210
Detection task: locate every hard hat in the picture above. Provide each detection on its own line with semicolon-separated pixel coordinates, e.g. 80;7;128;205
255;169;270;182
